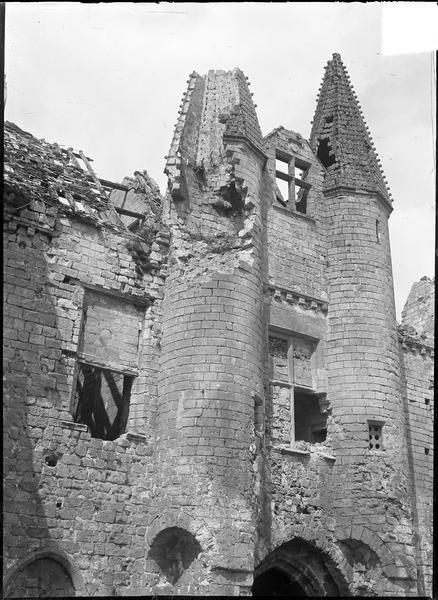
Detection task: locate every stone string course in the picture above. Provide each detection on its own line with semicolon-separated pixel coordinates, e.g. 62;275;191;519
3;54;433;598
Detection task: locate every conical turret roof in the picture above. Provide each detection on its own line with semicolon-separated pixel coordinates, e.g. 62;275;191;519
310;53;392;206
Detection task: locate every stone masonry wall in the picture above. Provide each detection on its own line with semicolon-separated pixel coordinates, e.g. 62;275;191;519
398;276;434;596
400;340;434;596
3;56;433;598
321;192;418;595
151;68;269;595
401;277;434;342
264;129;327;299
3;194;167;596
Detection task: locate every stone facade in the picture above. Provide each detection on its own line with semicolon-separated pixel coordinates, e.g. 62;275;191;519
3;54;434;597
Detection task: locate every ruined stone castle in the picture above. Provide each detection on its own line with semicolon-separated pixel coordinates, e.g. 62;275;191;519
3;54;434;597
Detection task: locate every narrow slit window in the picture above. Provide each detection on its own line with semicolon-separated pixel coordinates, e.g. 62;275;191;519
254;394;264;435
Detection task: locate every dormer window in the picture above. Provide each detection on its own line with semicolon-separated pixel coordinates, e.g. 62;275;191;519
274;150;311;215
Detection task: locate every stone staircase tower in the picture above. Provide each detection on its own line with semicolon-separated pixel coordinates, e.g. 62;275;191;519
309;54;419;594
151;69;269;595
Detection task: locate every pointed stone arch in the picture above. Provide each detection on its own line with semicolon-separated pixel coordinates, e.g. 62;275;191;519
253;537;351;597
3;548;85;598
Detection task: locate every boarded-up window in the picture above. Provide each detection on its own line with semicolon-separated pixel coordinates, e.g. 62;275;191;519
292;335;317;389
79;291;142;371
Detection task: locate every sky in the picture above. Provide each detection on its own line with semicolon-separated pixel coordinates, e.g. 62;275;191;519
4;2;436;319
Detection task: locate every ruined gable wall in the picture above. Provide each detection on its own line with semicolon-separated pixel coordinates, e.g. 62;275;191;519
265;129;327;299
401;276;434;342
399;278;434;596
3;186;167;596
400;341;434;596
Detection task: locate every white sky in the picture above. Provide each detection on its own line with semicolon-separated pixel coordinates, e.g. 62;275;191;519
4;2;436;319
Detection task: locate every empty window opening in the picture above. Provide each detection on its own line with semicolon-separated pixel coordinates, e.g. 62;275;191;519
311;426;327;444
274;152;312;215
317;138;336;168
294;159;310;215
74;363;133;440
275;156;290;174
294;159;309;182
294;390;328;443
376;220;380;243
425;448;430;455
325;116;334;124
368;422;383;450
252;568;306;597
275;151;292;208
275;176;290;206
425;398;430;405
295;186;308;214
148;527;202;585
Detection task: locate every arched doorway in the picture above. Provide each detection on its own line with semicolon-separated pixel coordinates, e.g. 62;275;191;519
252;538;349;597
4;556;76;598
252;567;307;596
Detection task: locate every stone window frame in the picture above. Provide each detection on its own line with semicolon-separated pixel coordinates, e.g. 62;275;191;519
274;149;312;215
67;284;148;440
368;420;385;451
269;328;327;447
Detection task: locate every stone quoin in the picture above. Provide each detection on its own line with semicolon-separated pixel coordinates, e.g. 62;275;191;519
3;54;434;597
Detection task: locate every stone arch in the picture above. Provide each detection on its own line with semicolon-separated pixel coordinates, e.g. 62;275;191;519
3;549;84;598
334;525;412;580
270;524;354;589
148;527;202;584
253;537;351;597
146;509;197;546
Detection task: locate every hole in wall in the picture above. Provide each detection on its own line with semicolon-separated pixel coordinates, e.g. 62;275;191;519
45;454;58;467
316;138;336;168
294;390;328;443
148;527;202;585
73;363;133;441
